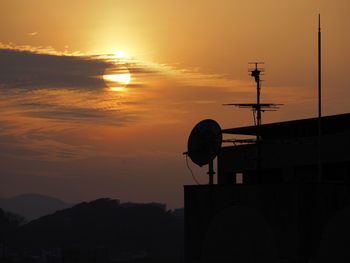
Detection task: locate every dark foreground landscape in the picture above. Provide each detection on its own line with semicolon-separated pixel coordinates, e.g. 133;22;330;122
0;198;184;263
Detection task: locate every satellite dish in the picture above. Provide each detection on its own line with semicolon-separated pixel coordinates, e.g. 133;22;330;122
187;119;222;167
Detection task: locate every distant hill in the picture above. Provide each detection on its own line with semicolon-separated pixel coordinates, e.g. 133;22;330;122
0;194;74;221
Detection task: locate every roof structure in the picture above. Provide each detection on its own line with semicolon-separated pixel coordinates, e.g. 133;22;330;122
222;113;350;139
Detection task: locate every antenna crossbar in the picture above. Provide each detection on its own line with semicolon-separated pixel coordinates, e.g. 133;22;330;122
223;103;283;109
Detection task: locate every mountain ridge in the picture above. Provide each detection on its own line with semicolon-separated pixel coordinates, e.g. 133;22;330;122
0;193;74;221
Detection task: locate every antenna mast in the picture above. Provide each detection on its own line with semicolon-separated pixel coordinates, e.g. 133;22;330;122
223;63;282;181
250;62;263;133
251;62;263;174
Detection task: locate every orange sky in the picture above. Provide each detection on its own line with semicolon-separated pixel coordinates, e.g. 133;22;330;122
0;0;350;209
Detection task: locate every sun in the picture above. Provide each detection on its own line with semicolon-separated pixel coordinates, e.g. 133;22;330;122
103;73;131;85
103;72;131;92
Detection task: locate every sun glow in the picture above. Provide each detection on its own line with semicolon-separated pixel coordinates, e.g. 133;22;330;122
109;87;125;92
103;53;131;91
103;72;131;92
103;73;131;85
113;50;129;59
102;51;132;92
103;50;130;62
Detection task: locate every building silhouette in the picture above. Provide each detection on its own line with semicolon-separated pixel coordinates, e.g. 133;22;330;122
184;113;350;263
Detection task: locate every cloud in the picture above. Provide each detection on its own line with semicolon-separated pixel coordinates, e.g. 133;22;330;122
28;32;38;36
0;49;108;90
22;108;138;126
0;129;96;162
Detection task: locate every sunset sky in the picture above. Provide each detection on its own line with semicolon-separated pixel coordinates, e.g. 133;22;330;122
1;0;350;209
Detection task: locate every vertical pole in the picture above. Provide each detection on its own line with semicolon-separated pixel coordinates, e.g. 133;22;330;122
255;63;262;181
208;160;214;185
318;14;322;183
249;62;263;182
257;71;261;127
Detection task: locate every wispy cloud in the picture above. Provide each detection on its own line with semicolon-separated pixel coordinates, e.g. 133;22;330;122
0;119;96;161
0;42;83;56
